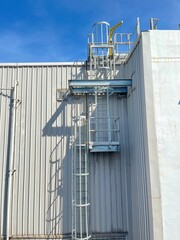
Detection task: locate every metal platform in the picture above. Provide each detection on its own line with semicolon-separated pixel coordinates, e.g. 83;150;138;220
69;79;132;95
89;142;120;152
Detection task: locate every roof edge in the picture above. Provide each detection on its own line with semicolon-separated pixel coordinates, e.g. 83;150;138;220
0;61;85;67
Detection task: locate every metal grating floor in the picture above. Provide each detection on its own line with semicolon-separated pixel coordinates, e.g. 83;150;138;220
92;232;128;240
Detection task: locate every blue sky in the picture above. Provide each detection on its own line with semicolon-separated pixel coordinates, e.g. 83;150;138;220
0;0;179;62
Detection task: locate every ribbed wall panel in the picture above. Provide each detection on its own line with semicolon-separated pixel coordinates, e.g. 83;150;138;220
90;96;129;234
0;64;129;239
1;31;177;239
125;38;152;240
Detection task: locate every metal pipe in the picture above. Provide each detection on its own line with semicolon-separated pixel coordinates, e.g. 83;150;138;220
6;81;18;240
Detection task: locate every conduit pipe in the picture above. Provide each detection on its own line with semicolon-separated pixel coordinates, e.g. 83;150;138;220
6;81;18;240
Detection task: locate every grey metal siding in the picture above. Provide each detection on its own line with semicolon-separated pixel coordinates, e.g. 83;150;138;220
124;37;153;240
0;65;79;238
1;30;178;240
90;96;129;234
0;64;129;239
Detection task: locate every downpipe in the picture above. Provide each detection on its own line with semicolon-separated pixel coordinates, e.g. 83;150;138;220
6;81;18;240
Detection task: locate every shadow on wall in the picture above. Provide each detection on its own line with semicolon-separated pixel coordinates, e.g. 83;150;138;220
46;136;71;237
42;100;72;237
42;101;70;137
71;63;88;80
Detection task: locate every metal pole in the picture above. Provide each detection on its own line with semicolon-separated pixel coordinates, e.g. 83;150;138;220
107;89;111;144
113;47;115;78
72;119;77;239
85;137;88;239
85;95;89;239
90;47;93;79
137;17;140;35
95;92;98;142
150;18;154;30
79;120;82;238
6;81;18;240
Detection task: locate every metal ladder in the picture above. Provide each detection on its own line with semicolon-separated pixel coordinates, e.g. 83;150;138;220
71;21;123;239
72;116;91;240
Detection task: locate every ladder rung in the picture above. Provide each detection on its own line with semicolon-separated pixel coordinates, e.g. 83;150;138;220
73;173;89;176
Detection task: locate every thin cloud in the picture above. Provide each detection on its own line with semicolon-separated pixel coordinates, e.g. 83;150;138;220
0;0;179;62
0;29;65;62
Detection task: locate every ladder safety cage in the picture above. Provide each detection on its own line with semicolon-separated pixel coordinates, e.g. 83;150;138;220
88;21;116;79
72;115;91;240
88;88;120;153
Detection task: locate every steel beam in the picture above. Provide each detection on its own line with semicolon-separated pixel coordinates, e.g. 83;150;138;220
69;79;132;94
69;79;132;87
70;87;127;94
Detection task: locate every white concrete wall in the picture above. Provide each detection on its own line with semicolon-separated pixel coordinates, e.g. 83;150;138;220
150;30;180;240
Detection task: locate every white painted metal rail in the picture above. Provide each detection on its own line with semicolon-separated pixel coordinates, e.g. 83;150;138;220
72;116;91;240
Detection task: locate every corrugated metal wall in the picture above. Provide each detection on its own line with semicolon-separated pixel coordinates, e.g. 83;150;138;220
0;64;84;238
0;63;130;239
89;95;129;234
1;30;178;240
121;37;153;240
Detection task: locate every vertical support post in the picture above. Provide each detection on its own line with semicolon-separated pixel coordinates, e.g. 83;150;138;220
72;119;77;239
127;34;131;51
6;81;18;240
95;92;98;143
150;18;154;30
113;48;115;78
90;46;93;79
94;56;97;79
79;121;82;238
85;144;89;239
107;88;111;144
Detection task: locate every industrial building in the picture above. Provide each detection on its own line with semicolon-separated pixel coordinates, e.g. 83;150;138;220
0;18;180;240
